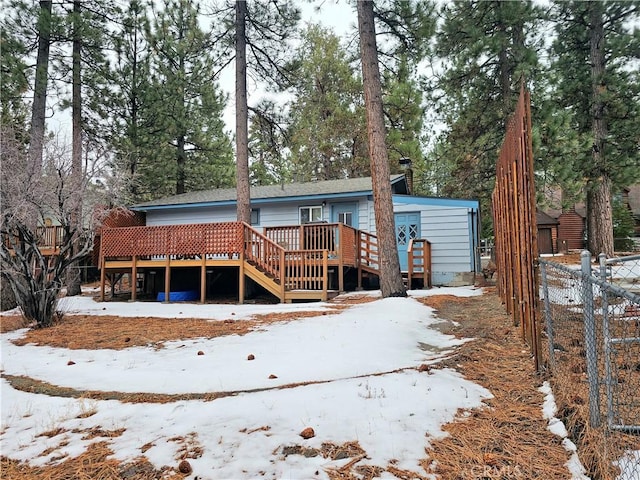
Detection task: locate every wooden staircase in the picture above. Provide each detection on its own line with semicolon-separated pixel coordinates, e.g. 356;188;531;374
242;224;334;302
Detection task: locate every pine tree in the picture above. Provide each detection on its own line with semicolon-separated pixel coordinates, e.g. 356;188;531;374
358;0;406;298
0;6;31;140
106;0;155;202
145;0;234;198
28;1;53;174
248;100;291;186
427;0;542;236
211;0;300;222
287;25;367;181
550;0;640;255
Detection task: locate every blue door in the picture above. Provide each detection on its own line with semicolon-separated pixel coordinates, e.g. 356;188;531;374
331;203;358;227
394;212;421;271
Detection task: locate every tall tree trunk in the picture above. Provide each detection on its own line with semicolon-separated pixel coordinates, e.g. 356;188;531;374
66;0;83;296
235;0;251;223
357;0;406;298
28;0;52;175
176;134;186;194
129;15;140;198
587;1;614;256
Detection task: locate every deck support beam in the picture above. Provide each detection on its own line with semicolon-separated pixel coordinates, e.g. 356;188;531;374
239;251;245;304
131;256;138;301
200;255;206;303
322;252;328;301
164;256;171;303
99;261;105;301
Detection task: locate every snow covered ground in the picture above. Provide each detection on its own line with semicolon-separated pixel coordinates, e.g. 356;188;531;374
0;287;634;479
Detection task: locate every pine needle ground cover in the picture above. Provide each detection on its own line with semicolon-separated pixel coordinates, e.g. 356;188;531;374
1;289;595;479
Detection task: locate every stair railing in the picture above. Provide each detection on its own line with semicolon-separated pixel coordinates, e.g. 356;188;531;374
407;238;432;289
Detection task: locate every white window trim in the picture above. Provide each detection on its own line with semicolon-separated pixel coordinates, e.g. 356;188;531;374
299;205;323;224
250;208;260;226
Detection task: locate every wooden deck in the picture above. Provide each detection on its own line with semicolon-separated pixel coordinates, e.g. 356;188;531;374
98;222;381;303
3;226;66;257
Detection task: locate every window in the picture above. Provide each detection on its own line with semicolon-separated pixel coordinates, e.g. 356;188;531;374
250;208;260;225
299;206;323;224
338;212;353;226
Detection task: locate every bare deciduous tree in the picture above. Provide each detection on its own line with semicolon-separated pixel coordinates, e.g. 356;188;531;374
0;127;108;327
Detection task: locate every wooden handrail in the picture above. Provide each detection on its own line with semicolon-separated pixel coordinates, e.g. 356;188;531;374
242;222;285;282
243;224;328;293
3;226;66;252
358;230;379;270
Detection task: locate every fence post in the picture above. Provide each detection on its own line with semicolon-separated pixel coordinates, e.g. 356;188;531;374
581;250;600;427
599;252;614;428
540;261;555;370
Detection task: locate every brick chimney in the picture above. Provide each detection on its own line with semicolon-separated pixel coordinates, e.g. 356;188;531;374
399;157;413;195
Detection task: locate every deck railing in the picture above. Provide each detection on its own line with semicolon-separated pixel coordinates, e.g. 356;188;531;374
283;250;328;290
100;222;244;259
242;223;285;282
100;222;331;295
3;226;66;254
358;230;379;271
264;223;359;265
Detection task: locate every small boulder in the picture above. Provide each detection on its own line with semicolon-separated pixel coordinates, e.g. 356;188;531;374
67;360;75;366
247;354;255;361
300;427;315;439
197;350;205;356
418;364;430;373
268;374;278;379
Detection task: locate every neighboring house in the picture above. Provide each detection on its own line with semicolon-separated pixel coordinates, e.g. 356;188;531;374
536;210;559;254
541;183;640;252
556;207;586;251
130;174;481;287
624;185;640;237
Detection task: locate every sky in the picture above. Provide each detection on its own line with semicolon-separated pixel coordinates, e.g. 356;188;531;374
3;286;635;479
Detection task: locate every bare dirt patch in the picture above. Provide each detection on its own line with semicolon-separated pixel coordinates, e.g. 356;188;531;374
0;441;185;480
10;308;344;350
0;313;31;333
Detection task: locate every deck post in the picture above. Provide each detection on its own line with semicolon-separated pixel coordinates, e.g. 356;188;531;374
322;250;328;301
131;256;138;301
280;250;286;302
99;260;106;301
338;225;344;292
164;256;171;303
239;251;245;304
356;232;363;290
200;254;206;303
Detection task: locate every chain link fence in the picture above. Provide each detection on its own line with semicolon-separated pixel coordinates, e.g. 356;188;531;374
539;252;640;479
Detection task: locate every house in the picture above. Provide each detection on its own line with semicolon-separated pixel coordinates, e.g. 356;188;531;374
625;185;640;238
98;174;480;303
536;210;559;254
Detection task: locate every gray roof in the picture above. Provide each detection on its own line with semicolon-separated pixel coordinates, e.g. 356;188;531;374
134;174;407;210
